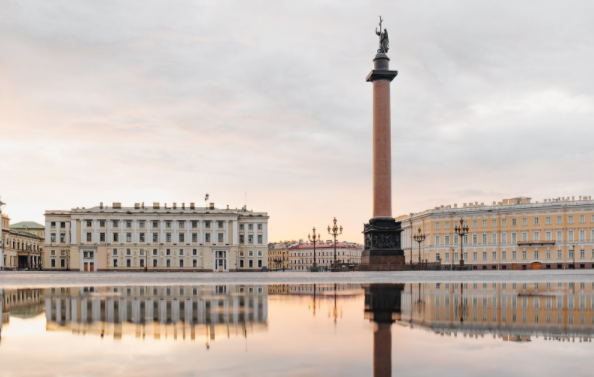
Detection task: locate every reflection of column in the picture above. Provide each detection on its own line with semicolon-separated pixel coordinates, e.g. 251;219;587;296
374;323;392;377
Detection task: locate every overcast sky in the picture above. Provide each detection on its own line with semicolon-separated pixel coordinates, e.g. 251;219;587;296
2;0;594;243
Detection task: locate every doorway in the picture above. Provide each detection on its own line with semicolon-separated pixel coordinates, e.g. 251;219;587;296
214;250;227;272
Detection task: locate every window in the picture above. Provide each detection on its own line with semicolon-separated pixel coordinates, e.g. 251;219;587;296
139;221;145;228
218;221;223;229
153;221;158;228
492;252;497;260
522;250;527;260
534;250;539;259
557;249;562;259
179;221;185;228
435;235;440;245
166;221;171;228
153;259;158;267
258;224;263;230
472;234;478;245
113;220;119;227
126;233;132;242
239;224;244;230
546;249;551;259
568;230;574;241
580;249;585;259
113;233;119;242
435;222;440;230
512;250;517;260
193;260;197;267
140;233;145;242
153;249;157;256
86;220;92;227
239;235;245;243
502;232;507;244
534;218;539;226
512;219;517;226
205;233;211;242
100;233;105;242
126;220;132;228
192;221;198;228
534;231;540;241
557;230;563;241
258;250;263;257
60;234;65;242
454;235;459;245
51;234;56;242
179;249;184;256
580;215;585;223
521;232;527;241
473;252;477;261
545;231;551;241
472;221;477;228
87;233;92;242
444;235;450;245
568;216;574;224
166;249;171;256
166;233;171;242
248;224;253;230
126;259;131;267
258;260;262;268
482;220;487;228
248;235;253;243
166;259;171;267
257;235;263;244
482;252;487;261
522;218;527;226
140;259;144;267
545;217;551;225
445;253;450;262
192;249;197;256
502;219;507;227
445;222;450;230
192;233;197;242
556;216;562;224
240;259;244;267
482;234;487;244
61;259;65;267
249;260;253;268
153;233;158;242
51;221;56;228
126;248;131;256
205;221;210;228
180;259;184;268
112;248;118;256
502;251;507;260
179;233;185;242
580;229;585;241
218;233;224;242
248;250;254;257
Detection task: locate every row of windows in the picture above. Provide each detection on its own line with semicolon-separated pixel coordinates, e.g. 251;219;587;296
110;258;264;268
2;238;40;251
52;232;263;244
433;282;589;291
439;249;593;262
431;229;594;246
50;249;264;258
53;220;264;230
431;215;594;230
290;251;358;257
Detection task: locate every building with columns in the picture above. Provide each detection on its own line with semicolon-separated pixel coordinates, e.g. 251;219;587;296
43;201;269;272
398;196;594;270
0;200;43;270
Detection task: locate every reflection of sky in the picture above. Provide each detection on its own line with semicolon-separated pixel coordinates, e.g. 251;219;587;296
1;284;594;376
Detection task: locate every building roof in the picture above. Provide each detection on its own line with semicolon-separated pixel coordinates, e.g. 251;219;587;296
289;241;362;250
10;221;45;229
7;229;42;239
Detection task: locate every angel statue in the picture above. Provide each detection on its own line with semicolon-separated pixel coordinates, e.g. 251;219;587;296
375;16;389;54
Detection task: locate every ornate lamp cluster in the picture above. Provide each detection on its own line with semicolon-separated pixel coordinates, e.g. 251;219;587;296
454;218;469;267
412;227;426;264
308;227;321;269
328;217;343;268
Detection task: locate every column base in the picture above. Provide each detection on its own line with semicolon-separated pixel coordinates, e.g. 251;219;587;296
361;218;404;266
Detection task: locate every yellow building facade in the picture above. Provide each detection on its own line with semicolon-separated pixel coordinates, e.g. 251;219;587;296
44;202;269;272
399;196;594;270
1;211;43;270
267;242;293;270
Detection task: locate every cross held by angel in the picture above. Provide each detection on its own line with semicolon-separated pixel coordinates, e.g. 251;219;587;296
375;16;389;54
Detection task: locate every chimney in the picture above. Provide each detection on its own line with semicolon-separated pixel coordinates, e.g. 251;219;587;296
227;205;230;210
100;202;104;209
209;203;215;210
141;202;145;209
113;202;121;209
134;203;140;209
190;202;195;210
572;196;575;201
153;202;160;209
182;203;185;209
454;204;458;208
173;202;177;209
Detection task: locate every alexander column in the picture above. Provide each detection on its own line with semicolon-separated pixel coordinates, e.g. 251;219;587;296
362;17;404;266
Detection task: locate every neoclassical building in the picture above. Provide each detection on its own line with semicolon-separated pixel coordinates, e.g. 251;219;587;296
1;207;43;270
289;240;363;270
43;202;269;272
267;241;294;270
398;196;594;270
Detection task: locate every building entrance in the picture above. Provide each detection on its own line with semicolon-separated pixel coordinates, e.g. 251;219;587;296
18;255;29;269
215;251;227;272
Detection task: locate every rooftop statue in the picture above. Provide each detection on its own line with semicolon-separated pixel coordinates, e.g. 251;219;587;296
375;16;389;54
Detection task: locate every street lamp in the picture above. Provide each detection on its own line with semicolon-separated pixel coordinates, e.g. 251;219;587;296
308;228;321;271
413;227;426;265
454;218;469;269
327;217;343;269
569;241;578;269
449;246;456;271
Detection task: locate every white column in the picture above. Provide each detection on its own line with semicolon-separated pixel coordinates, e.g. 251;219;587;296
173;220;178;244
71;220;77;245
224;220;229;244
44;221;51;244
199;220;204;244
233;220;239;246
186;218;190;245
263;222;268;245
65;221;71;245
159;220;165;245
133;219;138;243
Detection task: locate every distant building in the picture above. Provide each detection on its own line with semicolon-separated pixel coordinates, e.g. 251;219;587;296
289;240;362;270
43;201;269;272
398;196;594;270
0;200;43;270
268;241;295;270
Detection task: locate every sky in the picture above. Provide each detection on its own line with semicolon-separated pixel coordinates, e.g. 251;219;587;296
2;0;594;243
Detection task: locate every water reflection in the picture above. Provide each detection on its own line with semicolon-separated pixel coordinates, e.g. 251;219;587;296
44;285;267;344
1;281;594;376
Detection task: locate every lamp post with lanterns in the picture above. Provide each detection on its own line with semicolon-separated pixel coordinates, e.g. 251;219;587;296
412;227;426;265
308;227;321;271
569;241;578;269
454;218;469;269
327;217;343;269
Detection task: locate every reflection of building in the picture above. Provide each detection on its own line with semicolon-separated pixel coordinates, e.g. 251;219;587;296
364;284;405;377
44;285;268;343
0;200;43;270
43;202;269;272
399;196;594;270
289;241;363;270
0;288;44;335
401;282;594;342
